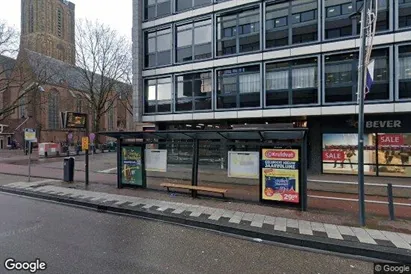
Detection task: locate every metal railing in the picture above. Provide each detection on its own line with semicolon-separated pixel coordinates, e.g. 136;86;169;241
307;179;411;220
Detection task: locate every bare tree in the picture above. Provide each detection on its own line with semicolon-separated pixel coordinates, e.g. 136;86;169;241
75;19;132;135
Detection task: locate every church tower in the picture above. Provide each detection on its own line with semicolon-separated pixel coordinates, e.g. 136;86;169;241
20;0;76;65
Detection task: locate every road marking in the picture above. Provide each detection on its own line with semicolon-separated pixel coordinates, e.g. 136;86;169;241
98;167;117;174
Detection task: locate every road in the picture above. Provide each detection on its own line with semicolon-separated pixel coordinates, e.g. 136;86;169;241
0;193;373;274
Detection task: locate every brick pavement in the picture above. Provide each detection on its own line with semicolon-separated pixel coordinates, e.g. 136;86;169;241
1;179;411;263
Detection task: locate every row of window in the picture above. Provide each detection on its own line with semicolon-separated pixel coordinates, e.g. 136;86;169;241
144;0;411;68
144;0;229;21
143;45;411;114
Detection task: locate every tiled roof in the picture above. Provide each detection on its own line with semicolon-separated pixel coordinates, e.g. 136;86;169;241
0;55;16;79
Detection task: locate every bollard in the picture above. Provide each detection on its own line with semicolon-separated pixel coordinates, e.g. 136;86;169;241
387;183;395;221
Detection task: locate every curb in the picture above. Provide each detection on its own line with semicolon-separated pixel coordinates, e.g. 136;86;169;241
1;186;411;263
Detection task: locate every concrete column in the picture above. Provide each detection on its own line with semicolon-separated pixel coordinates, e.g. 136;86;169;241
132;0;143;124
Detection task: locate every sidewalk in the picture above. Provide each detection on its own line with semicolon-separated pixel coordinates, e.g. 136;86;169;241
1;179;410;263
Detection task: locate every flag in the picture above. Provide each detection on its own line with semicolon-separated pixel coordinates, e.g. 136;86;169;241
365;59;375;96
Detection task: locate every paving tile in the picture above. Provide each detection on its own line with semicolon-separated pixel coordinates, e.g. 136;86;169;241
242;213;255;222
203;207;216;215
250;214;265;228
351;228;377;244
222;210;235;219
398;233;411;244
190;206;207;217
228;212;244;224
274;217;287;232
381;231;411;250
366;229;389;241
263;216;276;225
286;218;299;229
324;224;344;240
209;209;225;221
337;226;355;236
157;202;174;212
298;220;313;235
172;205;188;214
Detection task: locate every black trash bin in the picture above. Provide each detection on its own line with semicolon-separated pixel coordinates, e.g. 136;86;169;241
63;157;75;182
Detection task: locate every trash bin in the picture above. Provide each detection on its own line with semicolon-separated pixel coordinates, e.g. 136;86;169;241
63;157;75;182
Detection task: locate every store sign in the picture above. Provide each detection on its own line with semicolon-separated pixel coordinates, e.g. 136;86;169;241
228;151;259;179
322;150;345;161
378;134;404;146
24;128;36;142
261;148;300;204
121;146;143;186
347;119;402;129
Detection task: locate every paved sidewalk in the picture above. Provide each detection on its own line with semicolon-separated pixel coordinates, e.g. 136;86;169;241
1;179;411;263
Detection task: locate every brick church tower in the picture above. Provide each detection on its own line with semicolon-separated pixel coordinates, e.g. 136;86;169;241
20;0;76;65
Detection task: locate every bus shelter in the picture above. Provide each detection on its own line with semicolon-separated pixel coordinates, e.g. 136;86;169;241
100;128;308;211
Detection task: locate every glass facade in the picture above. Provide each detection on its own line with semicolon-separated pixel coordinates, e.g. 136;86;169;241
399;0;411;28
144;77;172;113
399;45;411;99
175;72;212;111
145;28;172;68
144;0;171;20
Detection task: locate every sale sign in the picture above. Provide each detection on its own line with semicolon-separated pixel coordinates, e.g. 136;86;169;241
261;148;300;204
378;134;404;146
322;150;345;161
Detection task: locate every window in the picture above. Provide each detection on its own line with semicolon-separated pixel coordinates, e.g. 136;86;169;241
324;48;389;103
76;95;82;113
108;107;114;131
399;0;411;28
377;133;411;177
266;0;318;49
144;77;172;113
217;65;260;109
145;28;172;68
217;8;260;56
325;0;389;40
266;57;318;106
57;8;63;38
175;72;212;111
48;91;60;129
399;45;411;99
19;97;26;118
29;2;34;33
144;0;171;20
176;19;212;63
176;0;211;12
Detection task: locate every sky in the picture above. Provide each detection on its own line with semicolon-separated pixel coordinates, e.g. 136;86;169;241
0;0;133;40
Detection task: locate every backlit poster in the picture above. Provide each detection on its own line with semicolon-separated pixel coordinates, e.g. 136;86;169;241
261;148;300;204
121;146;143;186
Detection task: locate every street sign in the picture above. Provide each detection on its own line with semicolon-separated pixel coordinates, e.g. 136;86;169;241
68;133;73;141
82;137;89;151
89;133;95;142
24;128;36;141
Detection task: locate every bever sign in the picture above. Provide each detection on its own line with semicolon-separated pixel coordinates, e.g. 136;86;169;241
365;120;402;129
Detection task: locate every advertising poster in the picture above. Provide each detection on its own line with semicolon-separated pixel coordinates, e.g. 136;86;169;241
261;148;300;204
121;146;143;186
145;149;167;172
228;151;259;179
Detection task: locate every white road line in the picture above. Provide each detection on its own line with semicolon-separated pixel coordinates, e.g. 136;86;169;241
98;167;117;174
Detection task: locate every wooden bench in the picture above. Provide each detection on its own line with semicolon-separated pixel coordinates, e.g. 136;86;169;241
160;183;228;198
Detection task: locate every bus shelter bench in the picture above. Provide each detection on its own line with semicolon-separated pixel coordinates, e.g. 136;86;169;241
160;183;227;198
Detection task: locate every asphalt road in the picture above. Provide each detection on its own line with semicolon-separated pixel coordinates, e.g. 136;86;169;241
0;193;374;274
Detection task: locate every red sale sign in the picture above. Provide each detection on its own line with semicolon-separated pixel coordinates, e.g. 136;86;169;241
322;150;345;161
378;134;404;146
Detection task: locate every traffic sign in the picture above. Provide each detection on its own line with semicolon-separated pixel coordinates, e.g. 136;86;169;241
82;137;89;151
68;133;73;140
89;133;95;142
24;128;36;141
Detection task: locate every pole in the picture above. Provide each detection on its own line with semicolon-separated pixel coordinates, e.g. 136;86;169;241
28;141;32;182
357;0;368;227
85;115;89;187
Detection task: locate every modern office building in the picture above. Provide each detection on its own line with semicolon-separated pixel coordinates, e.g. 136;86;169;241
132;0;411;178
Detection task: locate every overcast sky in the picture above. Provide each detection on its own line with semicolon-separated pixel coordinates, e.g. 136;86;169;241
0;0;133;40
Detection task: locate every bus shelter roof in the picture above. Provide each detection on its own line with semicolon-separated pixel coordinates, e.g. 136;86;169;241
99;128;308;142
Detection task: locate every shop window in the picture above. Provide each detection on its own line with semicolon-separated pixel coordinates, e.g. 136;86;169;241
217;65;260;109
144;28;172;68
144;0;171;20
217;8;260;56
176;19;212;63
175;72;212;112
266;0;318;49
324;0;389;40
399;45;411;99
399;0;411;28
377;133;411;177
324;48;389;103
322;133;377;175
144;77;172;113
266;57;318;106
